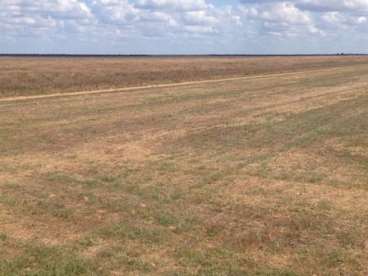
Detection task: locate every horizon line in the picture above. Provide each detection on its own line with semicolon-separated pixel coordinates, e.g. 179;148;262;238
1;53;368;58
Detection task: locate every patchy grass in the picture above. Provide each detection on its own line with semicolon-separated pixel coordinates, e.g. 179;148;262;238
0;244;101;275
2;56;368;98
1;60;368;275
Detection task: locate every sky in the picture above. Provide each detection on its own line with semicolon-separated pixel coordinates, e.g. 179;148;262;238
1;0;368;54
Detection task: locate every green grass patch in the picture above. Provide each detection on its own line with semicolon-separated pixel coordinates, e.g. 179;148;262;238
0;244;101;276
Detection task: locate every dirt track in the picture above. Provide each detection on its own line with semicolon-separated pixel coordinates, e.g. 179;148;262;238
2;55;368;98
0;66;351;103
2;60;368;275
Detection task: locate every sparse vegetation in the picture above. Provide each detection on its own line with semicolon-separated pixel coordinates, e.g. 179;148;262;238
1;56;368;98
1;57;368;275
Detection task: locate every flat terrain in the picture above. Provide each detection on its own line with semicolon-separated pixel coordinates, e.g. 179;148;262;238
1;58;368;275
2;56;368;98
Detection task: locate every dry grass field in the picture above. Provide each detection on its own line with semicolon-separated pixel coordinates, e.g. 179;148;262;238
2;56;368;98
1;57;368;275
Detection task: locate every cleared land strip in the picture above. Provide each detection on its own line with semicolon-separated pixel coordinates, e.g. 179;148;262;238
0;66;354;103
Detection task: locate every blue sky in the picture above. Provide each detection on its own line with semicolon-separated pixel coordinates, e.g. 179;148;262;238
1;0;368;54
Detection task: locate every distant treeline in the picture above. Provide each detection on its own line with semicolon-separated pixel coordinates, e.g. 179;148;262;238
0;53;367;58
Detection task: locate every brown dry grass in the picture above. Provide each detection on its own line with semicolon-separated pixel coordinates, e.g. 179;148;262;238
2;55;368;98
1;58;368;275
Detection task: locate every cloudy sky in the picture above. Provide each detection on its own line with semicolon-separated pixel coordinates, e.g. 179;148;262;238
1;0;368;54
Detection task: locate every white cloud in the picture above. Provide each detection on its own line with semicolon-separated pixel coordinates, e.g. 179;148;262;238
240;2;320;37
0;0;367;53
0;0;94;37
297;0;368;13
183;11;218;26
239;0;368;37
92;0;138;23
136;0;208;11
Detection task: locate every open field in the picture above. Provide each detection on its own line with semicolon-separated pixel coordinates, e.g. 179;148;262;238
2;56;368;98
1;58;368;275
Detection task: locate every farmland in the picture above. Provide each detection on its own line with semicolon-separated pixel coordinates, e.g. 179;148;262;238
1;56;368;275
2;55;368;98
